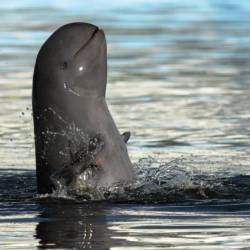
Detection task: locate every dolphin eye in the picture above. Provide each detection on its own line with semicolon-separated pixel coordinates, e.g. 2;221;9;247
60;61;68;70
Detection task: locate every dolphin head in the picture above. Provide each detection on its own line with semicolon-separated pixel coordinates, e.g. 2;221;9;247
35;22;107;98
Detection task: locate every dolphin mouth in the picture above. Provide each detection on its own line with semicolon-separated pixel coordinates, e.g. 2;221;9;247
64;27;104;97
73;27;100;58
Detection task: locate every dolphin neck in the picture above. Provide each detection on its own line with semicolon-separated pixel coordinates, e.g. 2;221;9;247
64;87;105;99
80;92;105;100
77;93;106;105
66;85;105;99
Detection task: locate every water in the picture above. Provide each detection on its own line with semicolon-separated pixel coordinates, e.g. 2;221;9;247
1;0;250;248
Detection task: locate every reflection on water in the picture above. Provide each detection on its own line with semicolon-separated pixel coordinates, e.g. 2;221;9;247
36;203;113;249
1;0;250;249
1;202;250;249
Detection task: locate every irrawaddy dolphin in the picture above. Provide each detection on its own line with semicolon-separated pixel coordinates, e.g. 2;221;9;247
32;22;134;194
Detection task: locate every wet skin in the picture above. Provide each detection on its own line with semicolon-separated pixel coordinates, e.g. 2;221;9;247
32;22;134;194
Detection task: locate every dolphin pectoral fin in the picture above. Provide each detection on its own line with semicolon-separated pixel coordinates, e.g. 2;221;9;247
50;133;105;190
50;165;76;189
121;131;131;143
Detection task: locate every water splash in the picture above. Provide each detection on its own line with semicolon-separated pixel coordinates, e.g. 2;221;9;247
39;108;105;196
35;156;250;203
1;157;249;203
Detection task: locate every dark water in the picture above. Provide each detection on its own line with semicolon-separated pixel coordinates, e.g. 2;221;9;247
1;0;250;249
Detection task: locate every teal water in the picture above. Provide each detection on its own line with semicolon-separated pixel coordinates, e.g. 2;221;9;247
1;0;250;249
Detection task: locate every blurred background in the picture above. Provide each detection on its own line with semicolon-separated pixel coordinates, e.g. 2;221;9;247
1;1;250;249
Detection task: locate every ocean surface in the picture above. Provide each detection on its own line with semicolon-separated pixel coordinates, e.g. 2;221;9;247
1;0;250;249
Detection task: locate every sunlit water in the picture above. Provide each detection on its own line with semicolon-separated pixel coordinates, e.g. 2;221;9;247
1;0;250;249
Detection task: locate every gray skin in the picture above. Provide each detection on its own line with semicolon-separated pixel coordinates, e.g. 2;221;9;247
32;22;134;194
